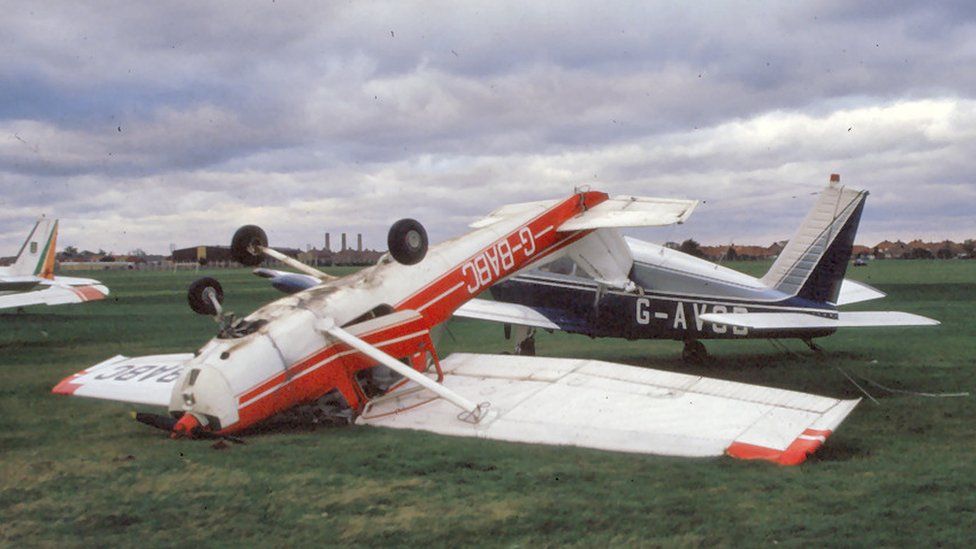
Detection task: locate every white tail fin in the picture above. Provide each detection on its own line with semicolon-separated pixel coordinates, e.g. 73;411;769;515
9;218;58;279
761;177;867;303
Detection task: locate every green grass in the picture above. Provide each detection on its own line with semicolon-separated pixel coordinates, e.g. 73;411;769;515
2;261;974;546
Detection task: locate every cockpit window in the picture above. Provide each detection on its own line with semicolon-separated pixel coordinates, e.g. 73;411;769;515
536;257;592;279
343;304;395;327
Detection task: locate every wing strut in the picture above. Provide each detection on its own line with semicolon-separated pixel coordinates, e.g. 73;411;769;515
317;318;489;422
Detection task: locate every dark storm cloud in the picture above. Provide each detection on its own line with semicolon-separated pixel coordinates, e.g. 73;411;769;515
0;1;974;253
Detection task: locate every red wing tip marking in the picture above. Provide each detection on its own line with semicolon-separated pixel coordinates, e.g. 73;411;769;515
71;285;108;302
726;429;833;466
52;375;85;395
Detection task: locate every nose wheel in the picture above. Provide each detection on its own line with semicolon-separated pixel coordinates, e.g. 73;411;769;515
682;340;708;364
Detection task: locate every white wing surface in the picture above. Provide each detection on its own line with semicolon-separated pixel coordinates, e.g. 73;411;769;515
699;311;940;330
358;353;858;465
557;196;697;231
0;281;109;310
836;279;886;306
52;354;193;407
453;299;564;331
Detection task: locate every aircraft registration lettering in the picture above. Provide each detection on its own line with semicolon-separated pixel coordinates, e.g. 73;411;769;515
463;227;536;294
671;301;749;336
94;364;183;383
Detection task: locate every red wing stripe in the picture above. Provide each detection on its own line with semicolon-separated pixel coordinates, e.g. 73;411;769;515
726;429;835;466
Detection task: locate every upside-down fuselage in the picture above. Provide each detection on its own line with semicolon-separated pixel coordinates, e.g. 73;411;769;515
140;192;604;435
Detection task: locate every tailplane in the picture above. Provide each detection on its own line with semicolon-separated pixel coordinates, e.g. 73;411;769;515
9;218;58;279
761;175;866;304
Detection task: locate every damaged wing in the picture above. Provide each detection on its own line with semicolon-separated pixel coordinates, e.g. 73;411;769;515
359;353;858;465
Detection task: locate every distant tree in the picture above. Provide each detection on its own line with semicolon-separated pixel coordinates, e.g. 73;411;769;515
679;239;705;258
128;248;147;257
725;246;739;260
962;240;975;258
63;245;79;256
908;247;934;259
99;255;116;262
936;247;954;259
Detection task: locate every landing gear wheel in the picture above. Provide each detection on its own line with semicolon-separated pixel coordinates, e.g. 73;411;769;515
682;340;708;365
516;335;536;356
387;219;428;265
231;225;268;267
188;277;224;316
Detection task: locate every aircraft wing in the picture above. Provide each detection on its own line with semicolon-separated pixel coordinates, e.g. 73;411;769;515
699;311;940;330
0;281;109;310
358;353;859;465
469;195;698;231
557;196;698;231
837;279;886;306
52;354;193;407
452;298;589;332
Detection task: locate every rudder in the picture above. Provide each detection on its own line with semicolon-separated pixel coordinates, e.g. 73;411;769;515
9;218;58;279
760;176;866;304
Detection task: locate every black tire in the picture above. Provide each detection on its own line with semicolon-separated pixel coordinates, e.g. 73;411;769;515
231;225;268;267
682;340;708;365
387;218;428;265
188;277;224;316
516;336;536;356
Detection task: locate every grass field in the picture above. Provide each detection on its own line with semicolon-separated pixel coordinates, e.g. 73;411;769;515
1;260;974;546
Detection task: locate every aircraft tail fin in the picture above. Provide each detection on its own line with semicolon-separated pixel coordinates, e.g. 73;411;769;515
9;218;59;279
760;176;866;304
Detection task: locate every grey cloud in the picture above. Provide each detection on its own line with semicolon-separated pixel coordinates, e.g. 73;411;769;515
1;1;974;254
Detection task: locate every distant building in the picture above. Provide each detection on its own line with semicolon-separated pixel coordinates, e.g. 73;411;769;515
170;245;301;265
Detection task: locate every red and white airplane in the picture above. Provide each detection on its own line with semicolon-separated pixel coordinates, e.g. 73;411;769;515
53;190;858;465
0;218;109;311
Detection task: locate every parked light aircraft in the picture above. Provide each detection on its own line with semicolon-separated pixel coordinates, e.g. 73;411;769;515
54;190;859;465
0;218;109;311
453;175;938;362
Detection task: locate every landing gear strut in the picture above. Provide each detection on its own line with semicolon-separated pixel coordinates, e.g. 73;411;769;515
803;338;824;354
505;325;537;356
682;340;708;364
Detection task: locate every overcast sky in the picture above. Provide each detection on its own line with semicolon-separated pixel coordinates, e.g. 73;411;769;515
2;1;974;255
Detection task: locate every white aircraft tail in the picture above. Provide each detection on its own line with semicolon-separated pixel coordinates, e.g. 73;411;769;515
761;176;867;304
9;218;59;279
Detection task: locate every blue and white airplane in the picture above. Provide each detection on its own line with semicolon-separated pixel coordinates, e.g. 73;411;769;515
453;175;939;362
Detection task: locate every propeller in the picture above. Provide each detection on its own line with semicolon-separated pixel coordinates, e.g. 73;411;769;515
132;412;246;444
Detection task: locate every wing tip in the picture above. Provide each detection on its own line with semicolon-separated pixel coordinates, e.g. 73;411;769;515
52;375;83;395
726;428;833;466
727;398;860;466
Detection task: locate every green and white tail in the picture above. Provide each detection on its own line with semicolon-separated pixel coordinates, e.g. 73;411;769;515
9;218;59;279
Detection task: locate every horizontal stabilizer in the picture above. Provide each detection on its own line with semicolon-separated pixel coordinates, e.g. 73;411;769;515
358;353;859;465
52;354;193;407
557;196;697;231
699;311;940;330
837;279;886;306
